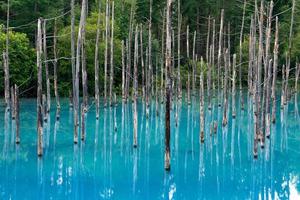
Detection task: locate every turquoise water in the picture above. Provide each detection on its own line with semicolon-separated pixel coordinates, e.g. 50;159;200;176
0;94;300;199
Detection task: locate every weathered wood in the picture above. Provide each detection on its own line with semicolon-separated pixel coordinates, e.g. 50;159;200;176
81;103;85;141
271;17;279;123
177;0;182;99
15;84;20;144
281;64;286;109
74;0;88;144
110;1;115;107
212;19;216;95
82;32;88;110
71;0;76;109
43;20;51;114
53;19;60;120
200;58;205;144
186;26;191;105
4;0;10;110
217;9;224;107
161;9;166;104
222;49;229;126
148;0;153;103
192;31;196;97
11;86;15;119
239;0;246;95
122;40;126;100
206;16;211;63
95;0;101;119
37;18;43;156
140;25;145;100
69;90;73;108
266;59;273;138
133;26;139;148
232;54;237;118
104;0;110;107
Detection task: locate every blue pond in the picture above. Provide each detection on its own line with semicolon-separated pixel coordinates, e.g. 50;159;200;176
0;94;300;199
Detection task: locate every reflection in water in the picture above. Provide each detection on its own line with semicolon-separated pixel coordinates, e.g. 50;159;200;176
0;95;299;199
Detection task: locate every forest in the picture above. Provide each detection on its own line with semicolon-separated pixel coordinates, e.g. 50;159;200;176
0;0;299;97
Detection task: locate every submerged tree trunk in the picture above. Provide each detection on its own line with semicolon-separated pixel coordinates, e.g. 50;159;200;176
15;84;20;144
71;0;76;109
5;0;10;111
110;1;115;107
53;19;60;120
133;26;139;148
232;54;237;118
104;0;110;107
177;0;182;99
165;0;172;171
200;58;205;143
37;18;43;156
43;20;51;114
95;0;101;119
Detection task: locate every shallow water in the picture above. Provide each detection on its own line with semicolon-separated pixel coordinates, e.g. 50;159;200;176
0;93;300;199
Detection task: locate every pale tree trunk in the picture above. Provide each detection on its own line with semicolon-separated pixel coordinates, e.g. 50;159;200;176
186;26;191;105
43;20;51;114
110;1;115;107
239;0;246;110
15;84;20;144
200;58;205;144
54;19;60;120
37;18;43;156
212;19;215;96
206;16;211;63
74;0;88;144
161;9;166;104
133;26;139;148
10;86;15;119
140;25;145;100
71;0;75;108
81;7;88;111
148;0;153;104
122;40;126;100
232;54;237;118
104;0;110;107
165;0;172;171
222;49;229;126
266;59;273;138
95;0;101;119
217;10;224;107
5;0;10;110
271;17;279;123
192;31;196;97
177;0;182;99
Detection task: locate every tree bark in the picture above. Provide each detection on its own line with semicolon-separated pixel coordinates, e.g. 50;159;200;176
37;18;43;156
53;19;60;120
43;20;51;114
15;84;20;144
110;1;115;106
95;0;101;119
133;26;139;148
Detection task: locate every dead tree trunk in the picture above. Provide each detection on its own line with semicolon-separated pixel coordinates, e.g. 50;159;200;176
95;0;101;119
222;49;229;126
200;58;205;143
232;54;237;118
104;0;110;107
161;9;166;104
271;17;279;123
15;84;20;144
165;0;172;171
133;26;139;148
11;86;15;119
186;26;191;105
148;0;153;104
43;20;51;114
239;0;247;110
74;0;87;144
110;1;115;107
140;25;145;100
37;18;43;156
81;103;85;141
177;1;182;99
71;0;76;109
122;40;126;100
217;9;224;107
4;0;10;111
53;19;60;120
192;31;196;97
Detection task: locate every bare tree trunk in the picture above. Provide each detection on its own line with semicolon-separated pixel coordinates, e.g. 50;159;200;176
104;0;110;107
192;31;196;97
161;9;166;104
5;0;10;111
37;18;43;156
71;0;76;109
186;26;191;105
177;1;182;99
81;103;85;141
82;24;88;110
140;25;145;100
74;0;87;144
11;86;15;119
133;26;139;148
148;0;153;104
217;10;224;107
266;59;273;138
232;54;237;118
53;19;60;120
222;49;229;126
206;16;211;63
110;1;115;107
126;3;134;103
239;0;246;110
212;19;216;96
271;17;279;123
15;84;20;144
122;40;126;101
43;20;51;115
95;0;101;119
200;58;205;143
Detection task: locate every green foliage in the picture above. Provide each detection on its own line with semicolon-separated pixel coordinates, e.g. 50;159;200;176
0;29;36;96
